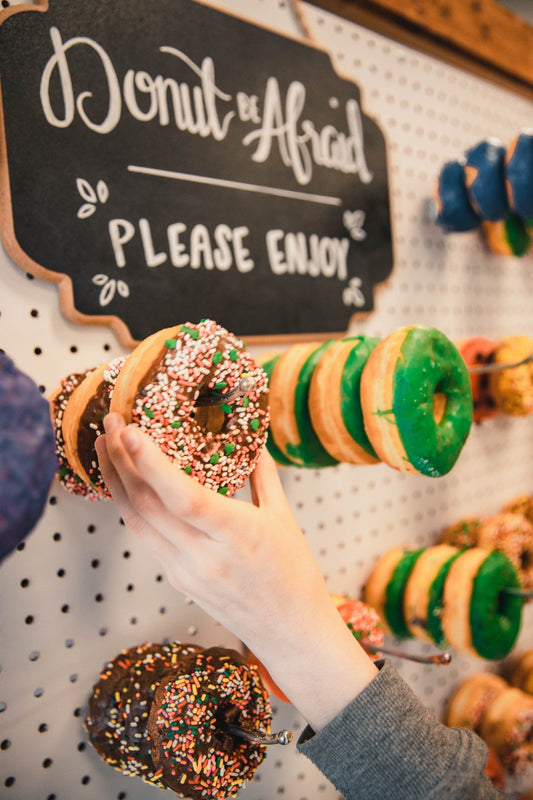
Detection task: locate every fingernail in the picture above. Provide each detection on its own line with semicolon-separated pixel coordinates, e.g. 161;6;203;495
122;426;141;454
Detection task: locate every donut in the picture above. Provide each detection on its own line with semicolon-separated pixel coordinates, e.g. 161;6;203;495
332;594;385;658
49;369;101;500
147;647;272;799
463;138;509;221
489;335;533;416
110;320;269;496
480;686;533;767
478;513;533;590
483;213;531;257
360;325;473;477
267;340;339;468
502;494;533;526
458;337;499;424
402;544;459;641
434;160;481;232
441;548;523;660
85;641;201;785
363;546;424;638
507;650;533;696
440;517;482;549
444;672;507;731
61;356;126;497
308;336;381;465
505;130;533;221
0;352;58;560
425;548;463;647
259;353;294;467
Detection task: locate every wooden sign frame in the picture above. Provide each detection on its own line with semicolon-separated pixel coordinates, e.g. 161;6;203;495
308;0;533;100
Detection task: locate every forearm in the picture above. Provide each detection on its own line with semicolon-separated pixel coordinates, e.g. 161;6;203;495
298;659;500;800
249;595;378;732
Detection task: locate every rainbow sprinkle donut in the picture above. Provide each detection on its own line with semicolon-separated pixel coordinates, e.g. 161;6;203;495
148;648;271;799
110;320;269;496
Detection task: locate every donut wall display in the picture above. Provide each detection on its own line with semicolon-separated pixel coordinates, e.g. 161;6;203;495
1;1;533;799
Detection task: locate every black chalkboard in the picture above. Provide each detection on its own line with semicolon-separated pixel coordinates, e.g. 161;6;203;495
0;0;393;345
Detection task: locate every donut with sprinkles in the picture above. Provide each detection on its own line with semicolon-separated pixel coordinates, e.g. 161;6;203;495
49;369;101;500
61;356;126;497
110;320;269;497
147;647;272;800
85;641;200;786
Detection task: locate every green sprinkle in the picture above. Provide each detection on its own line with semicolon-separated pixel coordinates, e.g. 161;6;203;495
220;404;232;414
250;418;260;431
218;486;229;495
183;465;192;474
212;352;223;365
229;349;238;362
143;406;155;419
170;420;182;429
242;396;250;408
210;453;220;464
224;443;235;455
165;338;177;349
214;381;228;389
181;325;199;340
59;466;68;477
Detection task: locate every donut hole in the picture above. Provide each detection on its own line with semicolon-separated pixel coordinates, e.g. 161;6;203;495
433;391;447;424
194;404;226;435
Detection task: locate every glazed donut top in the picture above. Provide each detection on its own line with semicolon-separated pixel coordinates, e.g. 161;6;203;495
148;647;271;800
111;320;269;497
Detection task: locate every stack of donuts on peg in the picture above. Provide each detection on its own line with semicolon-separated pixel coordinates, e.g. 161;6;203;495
433;130;533;256
444;649;533;796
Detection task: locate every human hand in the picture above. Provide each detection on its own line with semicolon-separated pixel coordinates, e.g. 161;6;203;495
96;413;377;730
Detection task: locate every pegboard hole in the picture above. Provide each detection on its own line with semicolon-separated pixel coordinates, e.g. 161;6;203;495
4;777;15;787
33;688;43;698
42;758;53;768
38;723;48;733
1;739;11;750
81;775;91;785
28;651;40;661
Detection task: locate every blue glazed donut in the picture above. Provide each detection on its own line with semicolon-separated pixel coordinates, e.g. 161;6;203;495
505;130;533;221
434;160;480;233
464;139;509;221
0;352;58;560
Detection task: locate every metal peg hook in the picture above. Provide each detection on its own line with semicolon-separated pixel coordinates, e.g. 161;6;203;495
361;641;452;665
469;352;533;375
195;376;256;407
227;725;293;745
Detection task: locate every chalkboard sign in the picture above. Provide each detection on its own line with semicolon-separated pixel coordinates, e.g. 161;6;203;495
0;0;393;346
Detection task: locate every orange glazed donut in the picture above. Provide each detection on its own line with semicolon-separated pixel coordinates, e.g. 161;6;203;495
478;513;533;591
62;357;126;498
458;337;499;423
444;672;507;731
360;325;472;477
110;320;269;497
489;335;533;416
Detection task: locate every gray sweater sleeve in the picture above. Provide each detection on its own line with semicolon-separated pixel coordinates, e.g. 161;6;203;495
297;659;502;800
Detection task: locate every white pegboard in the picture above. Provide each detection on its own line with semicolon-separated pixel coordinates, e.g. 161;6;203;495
1;1;533;799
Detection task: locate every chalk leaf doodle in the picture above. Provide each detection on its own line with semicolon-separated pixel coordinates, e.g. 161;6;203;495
76;178;109;219
0;0;392;346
